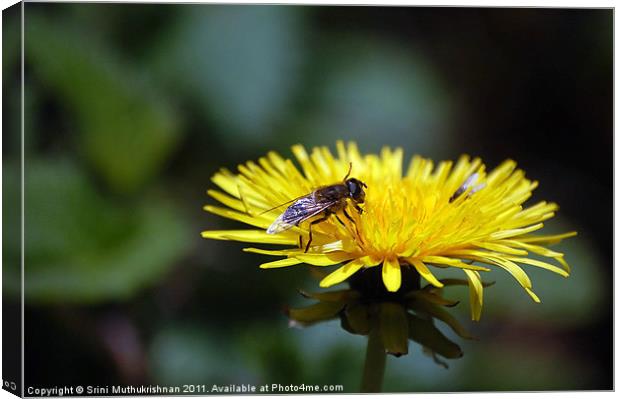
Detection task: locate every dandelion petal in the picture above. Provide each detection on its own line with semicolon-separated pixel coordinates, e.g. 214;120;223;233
319;258;366;288
464;270;483;321
408;259;444;288
382;257;402;292
259;258;302;269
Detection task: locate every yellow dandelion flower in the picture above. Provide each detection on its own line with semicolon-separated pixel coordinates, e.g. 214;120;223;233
202;141;576;320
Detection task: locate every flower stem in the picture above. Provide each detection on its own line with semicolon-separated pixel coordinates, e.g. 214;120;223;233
361;326;386;393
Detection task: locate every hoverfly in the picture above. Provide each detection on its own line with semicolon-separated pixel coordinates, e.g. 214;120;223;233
449;172;485;203
265;163;367;253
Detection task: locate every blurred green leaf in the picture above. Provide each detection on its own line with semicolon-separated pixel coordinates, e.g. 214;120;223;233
407;313;463;359
25;16;182;193
288;301;344;325
152;5;303;142
407;290;461;307
298;288;360;303
408;299;475;340
380;302;409;356
4;159;191;303
343;303;370;335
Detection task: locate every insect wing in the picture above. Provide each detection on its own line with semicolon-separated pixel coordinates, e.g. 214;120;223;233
450;172;485;202
266;195;335;234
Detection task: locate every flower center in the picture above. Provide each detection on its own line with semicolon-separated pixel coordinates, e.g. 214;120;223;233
350;178;424;259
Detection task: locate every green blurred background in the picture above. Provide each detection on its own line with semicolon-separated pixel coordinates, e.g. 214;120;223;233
2;3;612;392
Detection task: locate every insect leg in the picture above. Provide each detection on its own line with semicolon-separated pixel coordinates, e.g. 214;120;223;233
334;215;347;228
298;235;303;250
343;208;365;245
353;203;364;215
342;208;355;224
335;214;362;244
305;214;330;253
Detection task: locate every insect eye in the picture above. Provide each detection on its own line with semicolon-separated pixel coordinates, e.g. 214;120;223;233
346;180;359;195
